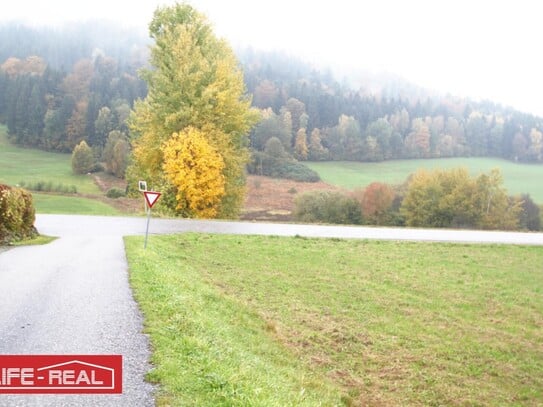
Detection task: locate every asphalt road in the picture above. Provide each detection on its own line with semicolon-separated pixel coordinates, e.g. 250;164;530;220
1;214;542;406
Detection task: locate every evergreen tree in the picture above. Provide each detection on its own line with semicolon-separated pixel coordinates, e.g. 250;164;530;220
27;80;46;144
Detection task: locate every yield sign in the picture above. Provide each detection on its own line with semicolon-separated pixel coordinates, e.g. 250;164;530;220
143;191;161;208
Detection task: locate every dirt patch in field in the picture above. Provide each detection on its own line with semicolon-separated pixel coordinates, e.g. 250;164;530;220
242;175;343;221
90;173;142;214
92;172;128;192
91;173;343;220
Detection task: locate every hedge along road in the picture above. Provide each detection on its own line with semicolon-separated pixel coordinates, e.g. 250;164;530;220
1;215;543;407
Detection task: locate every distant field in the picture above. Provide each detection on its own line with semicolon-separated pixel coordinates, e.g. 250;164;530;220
306;158;543;202
0;125;100;195
126;233;543;406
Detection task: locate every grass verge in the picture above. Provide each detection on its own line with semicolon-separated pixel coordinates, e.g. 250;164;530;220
125;234;543;406
33;193;120;215
9;235;57;246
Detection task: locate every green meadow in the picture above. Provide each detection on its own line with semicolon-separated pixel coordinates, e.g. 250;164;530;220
126;233;543;406
306;158;543;202
31;194;120;215
0;125;120;215
0;125;100;194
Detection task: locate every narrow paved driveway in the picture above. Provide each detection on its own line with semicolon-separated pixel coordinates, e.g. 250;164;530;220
1;214;542;406
0;216;157;406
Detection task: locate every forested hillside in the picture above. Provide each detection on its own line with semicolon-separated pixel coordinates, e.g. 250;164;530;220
241;50;543;164
1;22;543;169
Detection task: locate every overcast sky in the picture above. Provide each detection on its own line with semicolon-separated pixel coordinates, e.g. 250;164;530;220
2;0;542;116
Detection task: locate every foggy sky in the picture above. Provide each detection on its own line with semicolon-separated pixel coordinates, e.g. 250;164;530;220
2;0;542;116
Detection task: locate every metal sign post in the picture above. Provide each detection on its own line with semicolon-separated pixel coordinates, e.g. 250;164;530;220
142;190;161;249
144;205;151;249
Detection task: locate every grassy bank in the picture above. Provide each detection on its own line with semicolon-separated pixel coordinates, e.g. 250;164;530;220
125;234;543;406
306;158;543;202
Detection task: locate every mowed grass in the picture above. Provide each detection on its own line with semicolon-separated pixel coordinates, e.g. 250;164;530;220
125;233;543;406
32;193;120;215
306;158;543;202
0;125;100;194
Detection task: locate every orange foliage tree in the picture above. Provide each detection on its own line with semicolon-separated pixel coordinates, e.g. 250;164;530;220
358;182;395;224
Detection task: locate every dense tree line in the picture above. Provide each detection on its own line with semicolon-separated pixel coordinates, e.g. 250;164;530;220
242;51;543;164
0;53;146;153
295;168;541;231
0;22;147;182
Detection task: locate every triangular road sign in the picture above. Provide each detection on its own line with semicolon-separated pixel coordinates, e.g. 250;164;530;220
143;191;161;208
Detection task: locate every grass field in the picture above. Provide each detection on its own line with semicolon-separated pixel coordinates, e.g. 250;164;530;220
32;193;120;215
306;158;543;202
125;234;543;406
0;125;100;195
0;124;123;215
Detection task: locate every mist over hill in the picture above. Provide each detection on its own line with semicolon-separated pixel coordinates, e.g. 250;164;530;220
1;21;542;165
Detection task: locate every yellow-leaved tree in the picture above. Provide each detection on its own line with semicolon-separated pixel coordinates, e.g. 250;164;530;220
162;127;225;218
127;3;259;218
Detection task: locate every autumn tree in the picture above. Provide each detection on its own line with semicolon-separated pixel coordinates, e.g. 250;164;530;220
94;106;114;147
473;169;520;230
358;182;395;225
389;108;410;135
71;140;94;174
253;79;278;108
294;128;308;160
401;167;520;230
402;168;479;228
405;118;431;158
250;111;290;151
65;100;88;149
61;59;93;102
162;127;225;218
308;128;328;160
103;130;130;178
285;97;306;134
264;137;286;158
128;3;258;218
365;118;393;160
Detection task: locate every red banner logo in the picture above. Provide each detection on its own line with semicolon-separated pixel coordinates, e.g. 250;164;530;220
0;355;122;394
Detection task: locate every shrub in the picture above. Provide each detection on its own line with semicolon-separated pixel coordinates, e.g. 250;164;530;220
354;182;398;225
294;191;362;225
518;194;541;231
247;152;320;182
71;140;95;174
106;187;126;199
264;137;287;158
0;184;37;244
18;180;77;194
103;130;130;178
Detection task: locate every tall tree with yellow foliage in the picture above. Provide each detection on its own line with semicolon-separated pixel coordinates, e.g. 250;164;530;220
128;3;258;218
162;127;225;218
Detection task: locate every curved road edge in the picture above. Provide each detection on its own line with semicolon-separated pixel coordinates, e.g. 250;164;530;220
36;214;543;245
